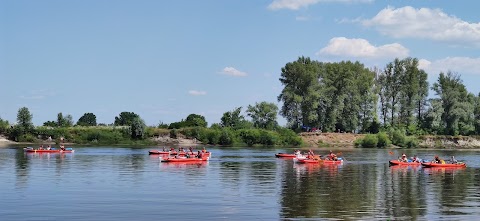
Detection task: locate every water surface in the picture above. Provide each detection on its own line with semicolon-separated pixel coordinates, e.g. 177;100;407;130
1;147;479;220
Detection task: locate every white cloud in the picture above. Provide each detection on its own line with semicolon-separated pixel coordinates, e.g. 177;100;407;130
317;37;409;59
268;0;373;10
419;57;480;75
220;67;248;77
19;95;45;100
362;6;480;46
188;90;207;96
19;89;56;100
296;16;309;21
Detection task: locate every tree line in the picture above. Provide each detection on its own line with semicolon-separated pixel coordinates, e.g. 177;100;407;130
278;56;480;136
0;101;301;146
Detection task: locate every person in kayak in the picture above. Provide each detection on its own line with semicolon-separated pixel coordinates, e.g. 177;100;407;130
399;154;408;162
306;149;316;159
197;150;203;159
39;145;44;150
294;149;302;158
327;150;338;161
450;156;458;164
60;144;66;151
411;155;421;163
433;155;445;164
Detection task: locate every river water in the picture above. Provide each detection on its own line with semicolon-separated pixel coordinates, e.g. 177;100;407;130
1;146;479;220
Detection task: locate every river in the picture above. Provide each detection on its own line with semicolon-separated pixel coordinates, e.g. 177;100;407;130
0;146;479;220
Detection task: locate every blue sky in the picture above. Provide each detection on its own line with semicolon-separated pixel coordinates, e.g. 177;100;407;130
1;0;480;126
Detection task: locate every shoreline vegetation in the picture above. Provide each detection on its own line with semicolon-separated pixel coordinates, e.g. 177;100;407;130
3;128;480;149
3;56;480;149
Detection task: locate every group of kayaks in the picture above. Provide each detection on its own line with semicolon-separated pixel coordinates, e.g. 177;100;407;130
275;151;344;165
389;159;466;168
23;146;74;153
149;147;211;163
277;151;467;168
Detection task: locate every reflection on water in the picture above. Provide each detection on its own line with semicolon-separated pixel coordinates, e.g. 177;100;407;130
1;147;480;220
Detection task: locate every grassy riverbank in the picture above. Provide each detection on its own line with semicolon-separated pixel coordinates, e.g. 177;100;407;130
1;126;303;147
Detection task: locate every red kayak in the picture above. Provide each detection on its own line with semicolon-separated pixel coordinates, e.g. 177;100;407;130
296;158;343;164
389;160;422;166
421;162;466;168
161;157;209;163
149;150;211;157
275;153;297;158
24;149;74;153
276;153;321;158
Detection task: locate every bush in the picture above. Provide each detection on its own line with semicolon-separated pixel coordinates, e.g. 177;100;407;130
259;130;279;146
238;129;260;146
361;134;378;148
389;129;406;147
18;134;36;142
405;137;419;148
170;129;178;139
376;132;391;148
277;128;302;146
354;138;363;148
206;129;221;145
219;128;235;145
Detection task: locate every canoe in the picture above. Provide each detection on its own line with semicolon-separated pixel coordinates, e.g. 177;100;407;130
275;153;297;158
24;149;74;153
296;158;343;164
149;150;211;157
161;157;209;163
389;160;422;166
276;153;320;158
421;162;466;168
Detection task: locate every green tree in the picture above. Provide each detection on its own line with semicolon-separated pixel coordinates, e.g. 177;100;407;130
77;113;97;126
114;112;139;126
131;117;146;139
17;107;33;133
157;121;169;129
0;117;9;134
43;121;57;127
184;114;207;127
221;107;246;129
432;72;474;135
383;58;404;127
398;58;429;128
278;56;322;130
416;68;429;125
474;93;480;134
246;101;279;130
422;98;444;134
56;112;73;127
